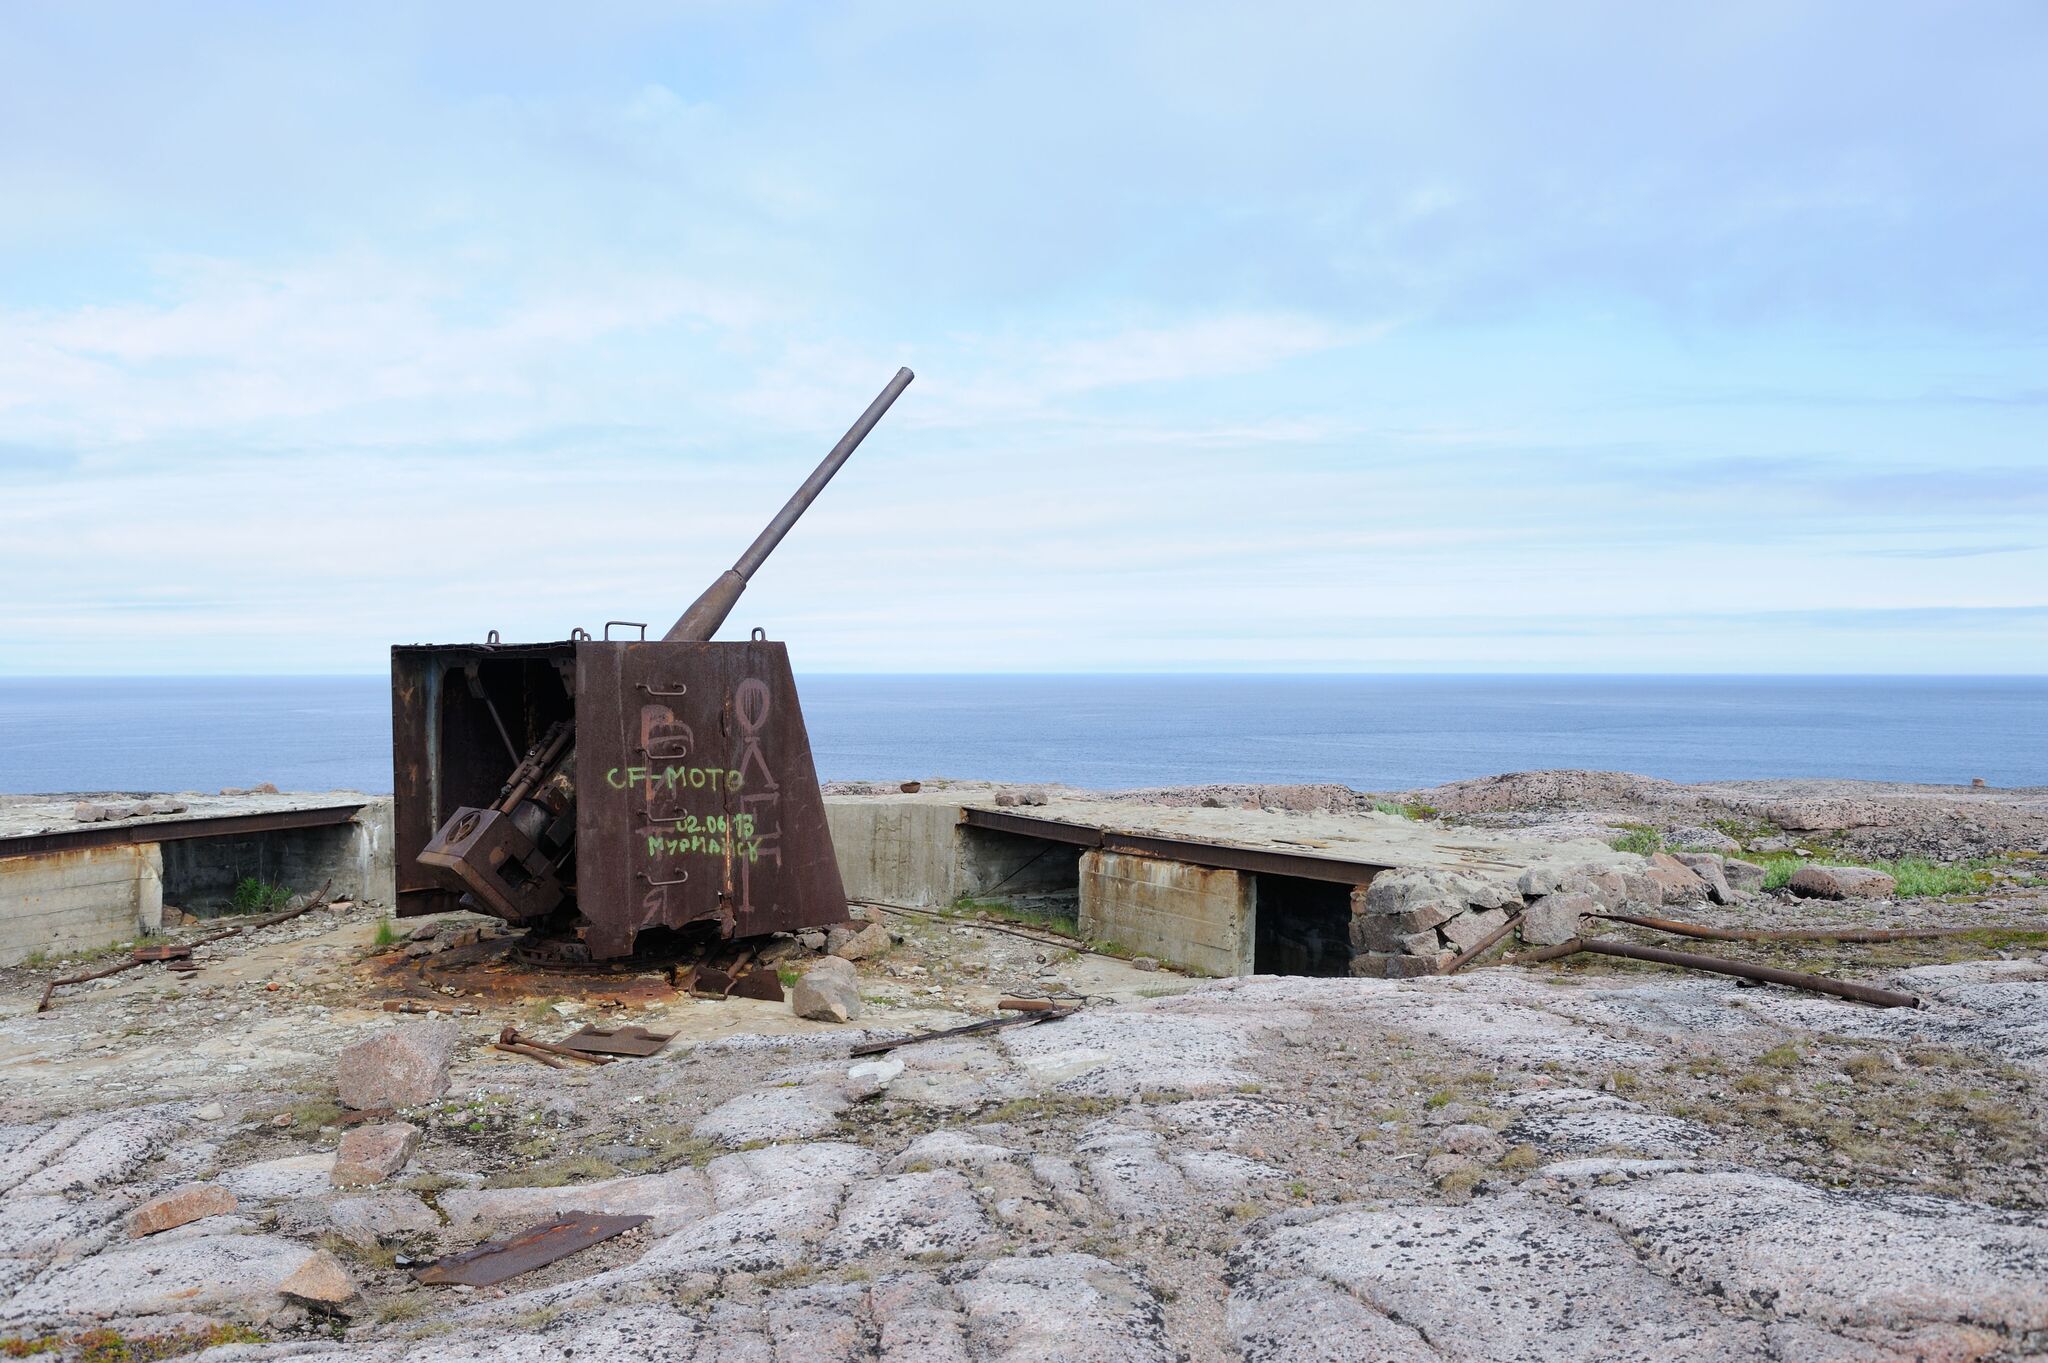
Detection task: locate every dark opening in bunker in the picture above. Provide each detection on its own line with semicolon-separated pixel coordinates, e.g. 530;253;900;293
160;824;364;916
956;825;1084;933
1253;873;1353;976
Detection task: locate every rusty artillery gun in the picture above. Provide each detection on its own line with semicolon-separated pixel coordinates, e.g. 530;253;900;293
389;368;914;960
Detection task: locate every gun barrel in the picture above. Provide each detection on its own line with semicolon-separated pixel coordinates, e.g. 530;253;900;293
664;366;914;643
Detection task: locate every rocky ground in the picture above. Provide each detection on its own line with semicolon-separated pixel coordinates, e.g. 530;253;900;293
3;773;2046;1361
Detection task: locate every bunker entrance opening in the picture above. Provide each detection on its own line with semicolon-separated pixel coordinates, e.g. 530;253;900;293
160;824;368;916
1252;873;1353;976
956;826;1084;932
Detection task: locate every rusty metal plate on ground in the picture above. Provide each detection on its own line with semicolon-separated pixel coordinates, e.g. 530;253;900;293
132;944;192;962
558;1024;673;1057
727;969;785;1002
417;1212;648;1287
574;640;848;957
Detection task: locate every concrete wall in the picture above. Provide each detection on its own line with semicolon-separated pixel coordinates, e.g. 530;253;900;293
825;799;966;907
1079;849;1255;977
0;844;163;966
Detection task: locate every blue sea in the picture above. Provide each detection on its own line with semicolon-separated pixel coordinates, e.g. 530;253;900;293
0;675;2041;795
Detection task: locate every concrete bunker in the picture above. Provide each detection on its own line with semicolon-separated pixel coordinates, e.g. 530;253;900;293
0;796;394;964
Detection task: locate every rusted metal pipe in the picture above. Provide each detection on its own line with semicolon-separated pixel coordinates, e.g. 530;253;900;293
491;1041;569;1069
1444;910;1525;974
1502;937;1587;966
498;1026;612;1065
1578;938;1920;1008
1590;912;1980;945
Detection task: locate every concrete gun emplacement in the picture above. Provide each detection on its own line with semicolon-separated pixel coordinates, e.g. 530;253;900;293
390;368;914;961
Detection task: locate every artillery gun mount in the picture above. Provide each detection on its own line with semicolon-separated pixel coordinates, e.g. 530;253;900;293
389;369;914;961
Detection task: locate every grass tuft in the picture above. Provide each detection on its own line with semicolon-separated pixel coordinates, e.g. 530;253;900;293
3;1325;267;1362
1606;825;1663;857
1752;852;2003;897
230;877;294;914
484;1154;620;1189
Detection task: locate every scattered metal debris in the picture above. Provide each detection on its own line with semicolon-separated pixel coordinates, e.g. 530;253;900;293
36;881;332;1012
850;1005;1076;1057
497;1026;611;1065
558;1025;673;1058
383;998;481;1016
417;1213;649;1287
490;1042;568;1070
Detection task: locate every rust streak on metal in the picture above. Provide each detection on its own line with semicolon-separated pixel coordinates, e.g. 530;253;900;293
418;1213;650;1287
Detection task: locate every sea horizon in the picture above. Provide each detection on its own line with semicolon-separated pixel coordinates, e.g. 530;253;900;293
2;672;2042;796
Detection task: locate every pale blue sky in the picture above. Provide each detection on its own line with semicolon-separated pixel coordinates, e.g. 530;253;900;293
1;2;2043;674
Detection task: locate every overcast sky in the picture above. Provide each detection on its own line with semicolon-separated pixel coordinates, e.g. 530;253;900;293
2;2;2044;675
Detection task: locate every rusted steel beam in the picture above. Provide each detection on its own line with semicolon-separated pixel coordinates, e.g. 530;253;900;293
1590;912;1980;945
957;808;1104;846
956;808;1391;886
1;804;363;859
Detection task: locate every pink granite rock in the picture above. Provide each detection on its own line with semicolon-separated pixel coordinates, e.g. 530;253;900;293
127;1182;238;1237
332;1122;421;1187
336;1022;458;1109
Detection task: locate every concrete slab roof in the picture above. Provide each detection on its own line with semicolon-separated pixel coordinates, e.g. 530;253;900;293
0;790;375;855
838;783;1637;886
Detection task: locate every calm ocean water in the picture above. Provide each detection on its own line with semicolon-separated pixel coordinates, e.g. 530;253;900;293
0;675;2041;795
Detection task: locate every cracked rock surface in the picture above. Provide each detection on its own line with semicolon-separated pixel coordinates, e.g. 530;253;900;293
3;792;2046;1360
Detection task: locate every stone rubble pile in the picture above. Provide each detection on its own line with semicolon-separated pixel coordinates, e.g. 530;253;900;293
1351;849;1774;975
